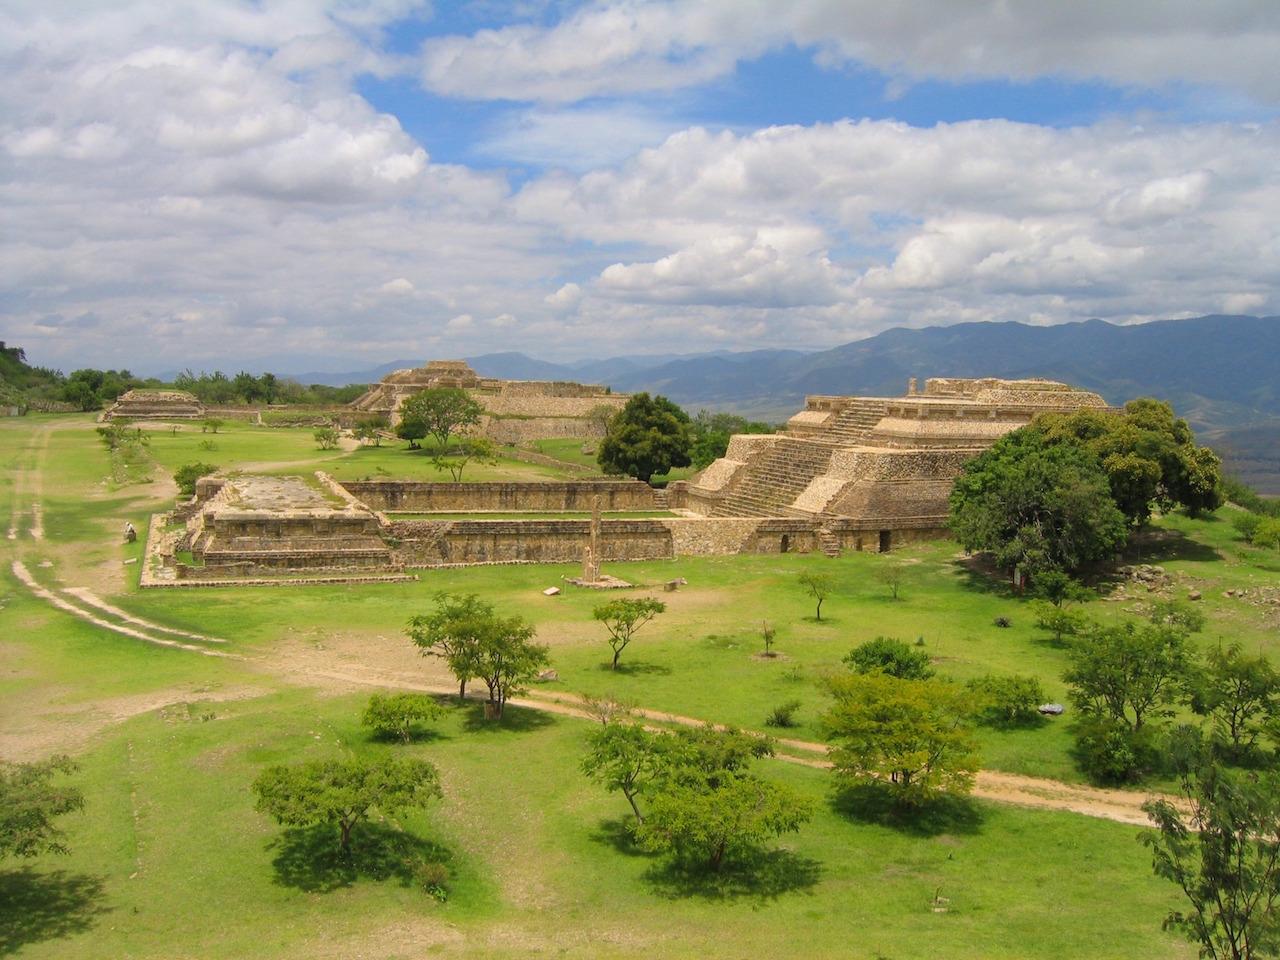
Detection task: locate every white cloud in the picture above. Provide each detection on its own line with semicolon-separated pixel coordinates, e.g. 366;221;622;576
379;277;415;294
418;0;1280;104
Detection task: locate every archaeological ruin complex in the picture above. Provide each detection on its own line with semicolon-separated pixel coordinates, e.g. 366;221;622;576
142;376;1111;586
104;389;206;421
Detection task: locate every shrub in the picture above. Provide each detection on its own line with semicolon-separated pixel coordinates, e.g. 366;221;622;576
764;700;801;728
1073;718;1157;784
993;615;1012;628
413;860;450;902
966;673;1046;725
174;462;219;497
844;636;935;680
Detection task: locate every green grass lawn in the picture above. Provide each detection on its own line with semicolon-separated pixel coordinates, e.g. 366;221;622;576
5;414;1274;958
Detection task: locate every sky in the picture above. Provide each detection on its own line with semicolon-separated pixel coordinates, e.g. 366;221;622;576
2;1;1279;377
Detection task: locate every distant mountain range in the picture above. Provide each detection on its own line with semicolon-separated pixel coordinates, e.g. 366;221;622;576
298;315;1280;492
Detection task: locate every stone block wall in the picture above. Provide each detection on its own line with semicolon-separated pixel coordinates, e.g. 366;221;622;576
340;479;660;513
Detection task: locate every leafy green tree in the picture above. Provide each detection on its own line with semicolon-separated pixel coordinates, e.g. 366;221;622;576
875;564;906;600
821;671;981;806
688;411;775;469
202;417;224;434
1191;642;1280;756
1039;399;1223;526
252;756;441;854
629;726;810;872
843;636;935;680
1063;613;1197;733
314;426;340;450
635;770;812;873
405;593;547;718
174;461;219;497
581;722;674;823
592;597;666;670
396;388;483;453
966;673;1048;726
353;415;388;446
62;379;100;411
361;693;446;744
1143;754;1280;960
949;426;1128;576
0;755;84;859
797;571;834;621
596;392;693;483
433;435;497;482
407;593;490;700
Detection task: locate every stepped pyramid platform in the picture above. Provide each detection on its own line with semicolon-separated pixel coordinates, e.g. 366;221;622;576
671;377;1111;552
104;389;205;421
161;475;402;582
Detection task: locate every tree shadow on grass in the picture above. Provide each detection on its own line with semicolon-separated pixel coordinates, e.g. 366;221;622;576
831;784;985;838
460;702;558;734
1125;528;1223;565
950;556;1015;597
364;727;448;746
587;816;648;858
642;848;823;903
0;867;111;955
268;822;455;894
599;660;671;677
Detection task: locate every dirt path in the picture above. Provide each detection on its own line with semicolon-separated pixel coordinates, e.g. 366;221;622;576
7;421;52;541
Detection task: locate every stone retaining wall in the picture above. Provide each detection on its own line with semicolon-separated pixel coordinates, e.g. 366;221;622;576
341;479;660;513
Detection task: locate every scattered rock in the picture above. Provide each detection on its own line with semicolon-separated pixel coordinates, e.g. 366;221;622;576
1187;590;1201;601
124;558;138;565
537;669;558;682
542;586;560;596
1038;703;1065;716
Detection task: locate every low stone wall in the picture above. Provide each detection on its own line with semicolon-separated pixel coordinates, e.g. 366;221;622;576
384;515;835;567
341;479;660;513
484;416;608;444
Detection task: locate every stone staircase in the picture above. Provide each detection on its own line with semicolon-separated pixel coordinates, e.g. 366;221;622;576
817;526;841;557
712;438;835;517
817;399;889;445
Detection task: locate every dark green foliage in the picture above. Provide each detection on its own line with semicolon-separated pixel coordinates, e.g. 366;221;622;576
843;636;935;680
1143;753;1280;959
173;461;220;497
992;615;1012;628
581;722;675;823
252;756;441;854
1075;717;1157;784
596;392;693;483
949;426;1128;576
592;597;666;670
361;694;446;744
0;755;84;859
1038;398;1224;525
689;411;775;469
314;427;340;450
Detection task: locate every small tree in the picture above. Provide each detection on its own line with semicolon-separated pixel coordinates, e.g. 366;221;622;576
202;417;224;434
797;571;834;621
844;636;935;680
581;722;673;823
1191;642;1280;757
821;671;981;806
875;564;906;600
353;415;389;447
433;435;498;482
252;756;441;854
628;726;812;872
1143;755;1280;960
0;755;85;859
396;388;484;453
314;426;340;450
361;693;446;744
593;597;666;670
407;593;548;718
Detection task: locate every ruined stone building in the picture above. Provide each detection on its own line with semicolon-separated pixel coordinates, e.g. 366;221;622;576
349;360;627;443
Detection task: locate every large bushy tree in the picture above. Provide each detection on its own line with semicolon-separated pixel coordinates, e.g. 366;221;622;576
396;387;484;452
949;426;1128;576
0;755;84;859
820;671;981;806
596;392;693;483
252;756;441;854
